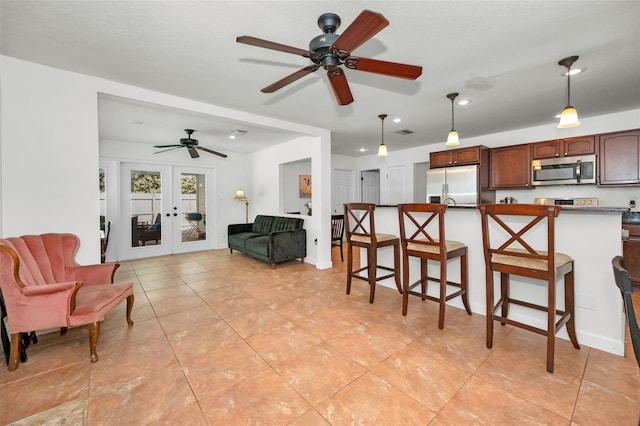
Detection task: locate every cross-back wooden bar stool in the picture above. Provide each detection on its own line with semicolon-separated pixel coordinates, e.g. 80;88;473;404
397;203;471;329
478;203;580;373
344;203;401;303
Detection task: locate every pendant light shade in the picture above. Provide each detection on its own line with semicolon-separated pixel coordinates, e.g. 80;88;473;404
558;55;581;128
377;114;388;157
445;93;460;146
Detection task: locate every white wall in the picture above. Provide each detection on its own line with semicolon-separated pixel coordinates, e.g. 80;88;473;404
250;134;332;269
1;56;329;265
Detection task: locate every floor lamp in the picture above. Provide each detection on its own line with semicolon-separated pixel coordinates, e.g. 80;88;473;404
234;189;249;223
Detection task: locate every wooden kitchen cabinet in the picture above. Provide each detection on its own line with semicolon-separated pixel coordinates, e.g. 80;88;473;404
531;136;595;159
598;129;640;186
430;146;482;168
490;144;532;189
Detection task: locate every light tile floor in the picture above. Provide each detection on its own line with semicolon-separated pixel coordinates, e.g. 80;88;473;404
1;246;639;425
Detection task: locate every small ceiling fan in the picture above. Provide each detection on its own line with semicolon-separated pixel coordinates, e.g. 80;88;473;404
153;129;227;159
236;9;423;105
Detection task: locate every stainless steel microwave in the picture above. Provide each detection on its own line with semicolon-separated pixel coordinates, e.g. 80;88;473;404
531;154;597;186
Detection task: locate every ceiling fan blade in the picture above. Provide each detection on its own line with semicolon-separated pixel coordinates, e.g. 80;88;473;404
261;65;320;93
154;146;183;154
344;56;422;80
153;144;183;148
197;146;228;158
327;67;354;106
237;36;313;58
331;10;389;54
187;146;199;158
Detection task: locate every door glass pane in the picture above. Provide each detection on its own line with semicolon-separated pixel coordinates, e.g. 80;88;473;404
181;173;206;242
99;169;106;232
130;170;162;247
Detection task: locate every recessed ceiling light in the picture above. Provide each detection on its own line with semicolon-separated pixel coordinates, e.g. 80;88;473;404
229;130;247;139
359;148;366;152
457;99;471;106
393;117;402;123
128;120;143;125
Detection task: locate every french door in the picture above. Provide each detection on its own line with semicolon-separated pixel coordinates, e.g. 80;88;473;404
120;163;215;260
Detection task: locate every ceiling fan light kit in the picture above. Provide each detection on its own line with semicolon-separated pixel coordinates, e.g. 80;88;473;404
237;10;422;106
445;92;460;146
153;129;228;158
557;55;581;128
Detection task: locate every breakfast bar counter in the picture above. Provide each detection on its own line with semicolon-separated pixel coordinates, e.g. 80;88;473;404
366;205;626;356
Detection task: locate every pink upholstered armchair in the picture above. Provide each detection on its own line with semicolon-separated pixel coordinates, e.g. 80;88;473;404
0;233;134;371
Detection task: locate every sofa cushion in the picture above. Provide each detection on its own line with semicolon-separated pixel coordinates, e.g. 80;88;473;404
252;215;275;235
245;235;269;256
271;217;304;232
228;232;263;249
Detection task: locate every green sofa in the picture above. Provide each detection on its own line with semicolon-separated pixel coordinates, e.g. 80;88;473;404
228;215;306;268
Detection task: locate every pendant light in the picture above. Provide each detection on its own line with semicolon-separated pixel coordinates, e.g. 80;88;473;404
558;55;581;128
377;114;388;157
446;93;460;146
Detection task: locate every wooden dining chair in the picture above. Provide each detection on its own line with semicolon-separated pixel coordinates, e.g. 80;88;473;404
344;203;401;303
478;203;580;373
397;203;471;329
611;255;640;367
331;214;345;262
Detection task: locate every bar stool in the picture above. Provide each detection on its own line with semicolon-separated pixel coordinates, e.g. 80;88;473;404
344;203;401;303
478;204;580;373
397;203;471;329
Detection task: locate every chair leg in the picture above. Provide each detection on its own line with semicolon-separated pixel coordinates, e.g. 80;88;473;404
346;243;353;295
438;258;447;330
126;294;135;326
546;279;556;373
420;259;428;300
564;270;580;349
89;322;101;363
402;250;410;316
461;251;472;315
485;267;494;349
368;247;376;304
8;333;22;371
392;243;402;294
340;242;343;262
500;273;510;326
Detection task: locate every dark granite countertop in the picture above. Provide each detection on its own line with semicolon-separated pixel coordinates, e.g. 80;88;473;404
376;204;630;213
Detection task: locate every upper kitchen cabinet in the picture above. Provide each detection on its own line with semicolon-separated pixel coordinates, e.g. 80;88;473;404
490;144;532;189
598;129;640;186
531;136;595;159
430;146;484;168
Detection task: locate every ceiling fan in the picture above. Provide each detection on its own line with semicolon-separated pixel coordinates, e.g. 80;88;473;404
236;9;423;106
153;129;227;159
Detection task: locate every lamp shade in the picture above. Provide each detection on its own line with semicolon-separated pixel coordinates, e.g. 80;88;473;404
557;106;581;128
446;130;460;146
234;189;247;200
377;143;388;157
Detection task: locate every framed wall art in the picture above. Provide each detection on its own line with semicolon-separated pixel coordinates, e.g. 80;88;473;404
299;175;311;198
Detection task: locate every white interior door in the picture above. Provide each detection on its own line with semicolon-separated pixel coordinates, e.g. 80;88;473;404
332;168;355;213
120;163;214;260
387;165;406;205
361;169;380;204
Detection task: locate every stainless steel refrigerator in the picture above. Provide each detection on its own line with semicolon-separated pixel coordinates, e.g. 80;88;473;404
426;164;494;206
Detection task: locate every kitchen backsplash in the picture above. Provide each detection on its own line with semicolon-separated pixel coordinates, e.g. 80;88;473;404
496;185;639;210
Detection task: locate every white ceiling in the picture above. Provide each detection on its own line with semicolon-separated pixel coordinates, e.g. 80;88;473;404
2;1;639;157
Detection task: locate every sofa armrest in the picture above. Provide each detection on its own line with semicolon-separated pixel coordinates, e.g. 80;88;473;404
228;223;253;235
73;263;120;285
269;229;307;262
